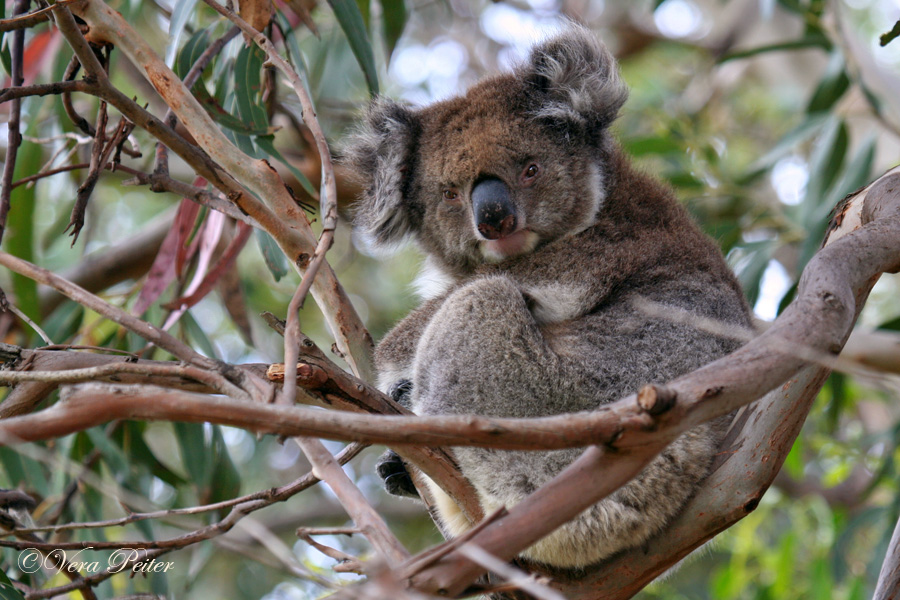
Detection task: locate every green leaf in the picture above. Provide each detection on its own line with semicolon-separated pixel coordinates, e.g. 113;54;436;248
206;427;241;504
174;422;214;488
810;557;834;600
381;0;407;59
181;311;219;359
880;20;900;46
255;229;290;282
783;434;804;479
357;0;371;29
166;0;200;67
0;445;47;498
4;129;43;326
276;12;311;82
326;0;379;95
806;52;850;114
731;241;774;307
42;302;84;344
194;84;275;136
173;424;240;504
234;44;269;130
175;28;211;81
623;136;682;156
0;569;26;600
86;427;130;476
124;422;186;488
801;118;847;216
746;114;828;175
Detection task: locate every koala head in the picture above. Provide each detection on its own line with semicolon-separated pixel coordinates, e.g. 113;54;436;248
343;27;628;278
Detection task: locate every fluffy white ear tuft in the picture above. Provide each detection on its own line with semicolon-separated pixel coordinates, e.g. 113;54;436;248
340;97;421;251
521;25;628;131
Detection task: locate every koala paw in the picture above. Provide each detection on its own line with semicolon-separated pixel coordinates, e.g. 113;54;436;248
376;450;419;498
388;379;413;407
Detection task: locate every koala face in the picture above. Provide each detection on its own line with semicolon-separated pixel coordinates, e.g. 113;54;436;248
343;27;628;279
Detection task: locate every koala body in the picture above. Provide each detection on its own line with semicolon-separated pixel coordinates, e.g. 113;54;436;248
344;28;751;568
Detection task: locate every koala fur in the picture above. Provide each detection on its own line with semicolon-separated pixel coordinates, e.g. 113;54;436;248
343;27;752;568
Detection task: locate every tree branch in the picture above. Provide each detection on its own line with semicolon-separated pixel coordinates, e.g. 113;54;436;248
68;0;374;381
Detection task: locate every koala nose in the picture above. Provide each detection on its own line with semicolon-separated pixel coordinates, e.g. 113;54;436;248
472;178;517;240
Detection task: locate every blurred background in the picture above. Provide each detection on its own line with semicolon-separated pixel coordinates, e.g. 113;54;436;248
3;0;900;598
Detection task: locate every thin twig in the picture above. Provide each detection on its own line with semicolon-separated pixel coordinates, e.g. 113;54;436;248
294;437;409;563
0;362;250;401
18;443;366;535
0;252;217;369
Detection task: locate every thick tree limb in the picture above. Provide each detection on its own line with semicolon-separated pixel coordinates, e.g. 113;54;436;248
67;0;374;381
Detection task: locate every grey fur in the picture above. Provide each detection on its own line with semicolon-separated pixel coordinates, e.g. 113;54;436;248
346;26;751;568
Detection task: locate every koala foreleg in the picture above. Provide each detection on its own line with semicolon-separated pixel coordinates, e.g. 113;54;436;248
410;276;722;567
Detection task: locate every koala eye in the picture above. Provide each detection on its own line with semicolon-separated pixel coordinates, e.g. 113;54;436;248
522;163;540;183
442;188;460;203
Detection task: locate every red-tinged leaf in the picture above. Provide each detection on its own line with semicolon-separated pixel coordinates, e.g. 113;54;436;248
133;220;179;316
167;222;253;312
161;210;226;331
134;197;200;316
175;192;204;277
22;29;61;85
217;247;253;344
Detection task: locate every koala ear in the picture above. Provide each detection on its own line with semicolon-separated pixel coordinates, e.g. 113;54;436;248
521;26;628;131
340;97;421;251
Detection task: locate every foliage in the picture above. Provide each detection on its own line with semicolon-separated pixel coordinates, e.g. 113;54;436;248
0;0;898;598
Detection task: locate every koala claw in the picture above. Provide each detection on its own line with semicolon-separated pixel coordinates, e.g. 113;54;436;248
376;450;419;498
388;379;413;406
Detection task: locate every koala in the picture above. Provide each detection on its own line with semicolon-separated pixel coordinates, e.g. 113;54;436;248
342;27;752;569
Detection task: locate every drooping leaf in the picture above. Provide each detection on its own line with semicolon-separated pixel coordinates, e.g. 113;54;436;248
218;253;253;344
161;209;226;331
42;301;84;343
181;311;219;359
801;118;847;218
356;0;371;30
234;44;269;131
175;199;204;277
806;52;850;114
206;427;241;504
166;219;252;311
174;422;214;488
134;198;198;316
165;0;200;67
0;569;26;600
744;114;828;176
255;229;290;282
5;130;42;325
381;0;407;59
194;83;276;136
174;28;211;81
326;0;379;95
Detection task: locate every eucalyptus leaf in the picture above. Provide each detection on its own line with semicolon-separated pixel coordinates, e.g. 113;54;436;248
381;0;407;59
326;0;379;95
255;229;290;282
